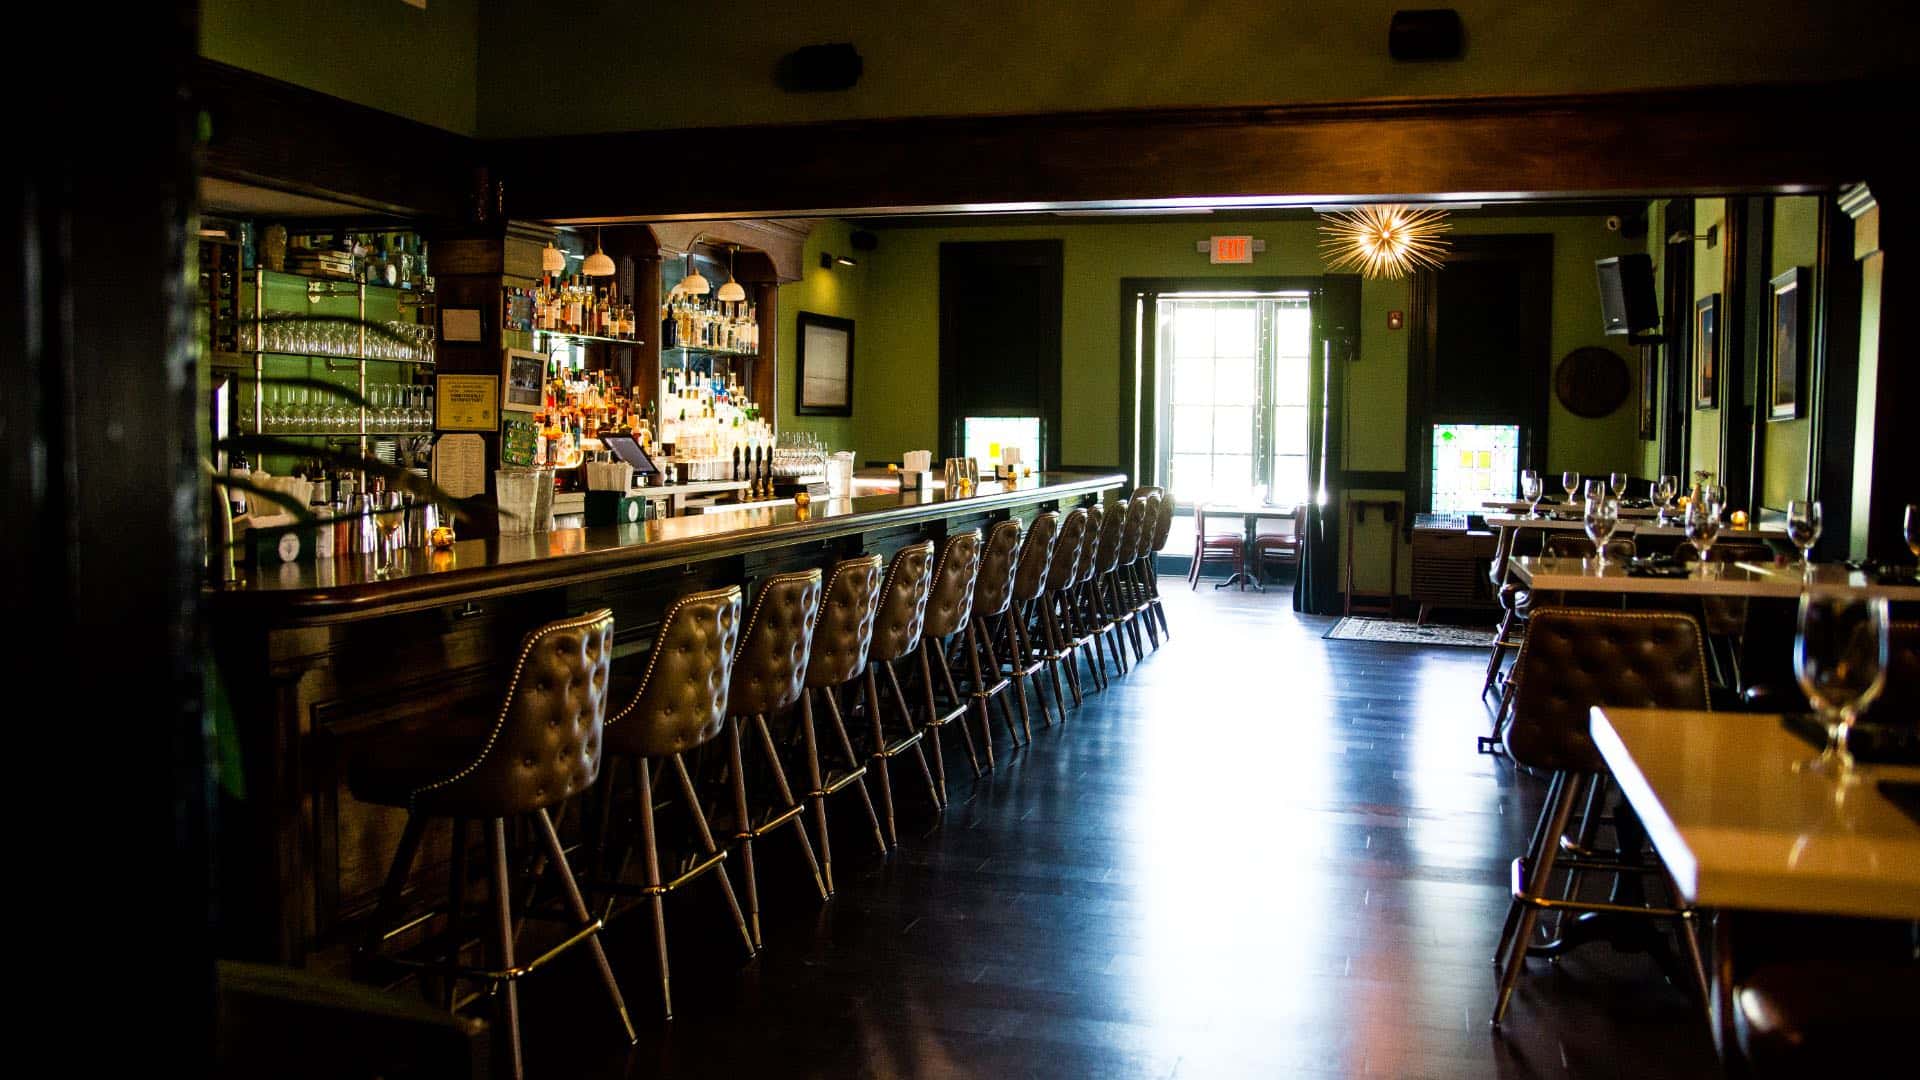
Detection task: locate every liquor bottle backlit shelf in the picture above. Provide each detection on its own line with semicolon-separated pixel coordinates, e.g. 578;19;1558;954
660;293;758;354
655;368;772;482
507;273;638;340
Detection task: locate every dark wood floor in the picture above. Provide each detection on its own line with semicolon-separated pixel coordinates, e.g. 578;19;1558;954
521;580;1720;1079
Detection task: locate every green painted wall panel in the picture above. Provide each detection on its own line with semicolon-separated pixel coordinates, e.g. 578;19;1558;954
1761;196;1821;509
1690;198;1728;483
775;221;865;452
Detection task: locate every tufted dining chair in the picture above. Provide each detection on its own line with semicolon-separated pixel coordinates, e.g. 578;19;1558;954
725;569;829;944
916;530;987;787
597;585;752;1020
348;609;634;1080
1491;607;1712;1027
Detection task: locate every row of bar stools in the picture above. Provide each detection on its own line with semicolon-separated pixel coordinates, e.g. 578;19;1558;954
861;541;946;845
350;610;636;1079
1132;486;1173;643
797;554;892;890
916;530;988;795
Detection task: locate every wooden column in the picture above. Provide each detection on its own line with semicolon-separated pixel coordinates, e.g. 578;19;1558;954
754;281;779;429
635;249;663;423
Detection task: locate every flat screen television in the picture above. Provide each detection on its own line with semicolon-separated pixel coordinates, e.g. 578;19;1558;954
1595;254;1658;336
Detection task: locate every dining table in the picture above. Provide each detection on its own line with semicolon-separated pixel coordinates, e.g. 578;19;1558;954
1202;501;1297;593
1507;555;1920;602
1483;498;1665;519
1591;706;1920;918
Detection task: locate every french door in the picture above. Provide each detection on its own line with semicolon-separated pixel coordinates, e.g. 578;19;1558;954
1155;294;1312;507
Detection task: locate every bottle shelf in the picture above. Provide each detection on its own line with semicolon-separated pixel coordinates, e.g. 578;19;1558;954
530;329;643;348
663;345;759;360
246;430;431;438
258;267;429;298
238;350;437;365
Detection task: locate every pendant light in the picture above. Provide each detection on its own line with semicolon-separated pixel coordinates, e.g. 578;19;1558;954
716;244;747;303
679;251;711;297
541;235;567;273
582;227;615;277
1316;204;1451;279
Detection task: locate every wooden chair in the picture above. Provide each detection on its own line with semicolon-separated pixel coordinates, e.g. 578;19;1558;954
1251;512;1300;585
1187;503;1244;589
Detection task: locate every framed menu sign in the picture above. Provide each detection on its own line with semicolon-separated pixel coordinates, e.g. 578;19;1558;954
435;374;499;431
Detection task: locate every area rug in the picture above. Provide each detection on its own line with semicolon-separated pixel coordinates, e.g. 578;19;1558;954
1324;617;1495;648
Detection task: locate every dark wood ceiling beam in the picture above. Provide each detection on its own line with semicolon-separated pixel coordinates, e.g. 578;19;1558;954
491;82;1900;223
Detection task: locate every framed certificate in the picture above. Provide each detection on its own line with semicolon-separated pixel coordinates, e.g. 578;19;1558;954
435;374;499;431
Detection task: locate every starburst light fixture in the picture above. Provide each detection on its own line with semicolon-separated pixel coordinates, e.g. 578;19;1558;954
1316;204;1452;279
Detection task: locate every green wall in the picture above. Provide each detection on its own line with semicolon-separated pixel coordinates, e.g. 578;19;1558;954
201;0;479;134
1761;196;1821;509
1689;198;1728;483
775;221;866;451
784;214;1644;478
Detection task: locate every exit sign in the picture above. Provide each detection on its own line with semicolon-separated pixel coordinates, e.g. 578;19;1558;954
1210;236;1254;264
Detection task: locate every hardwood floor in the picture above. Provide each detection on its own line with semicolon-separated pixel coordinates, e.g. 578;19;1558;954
522;581;1720;1078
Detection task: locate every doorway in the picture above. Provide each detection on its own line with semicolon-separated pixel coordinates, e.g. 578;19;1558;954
939;240;1064;468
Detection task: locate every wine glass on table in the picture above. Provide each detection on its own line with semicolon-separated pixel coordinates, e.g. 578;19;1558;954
1609;471;1629;502
1585;479;1607;505
1787;499;1823;574
1794;592;1888;782
1584;493;1621;567
1520;470;1543;518
1654;474;1678;525
1684;497;1721;572
1562;471;1580;512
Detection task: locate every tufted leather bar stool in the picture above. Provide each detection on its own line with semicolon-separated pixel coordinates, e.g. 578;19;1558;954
1127;489;1166;652
1038;507;1091;711
597;585;752;1020
1007;511;1063;735
859;541;945;844
915;530;987;791
1113;495;1154;661
1066;503;1112;693
1091;499;1132;677
725;569;829;945
966;519;1028;759
349;609;634;1080
1490;607;1712;1027
799;554;891;888
1141;487;1175;641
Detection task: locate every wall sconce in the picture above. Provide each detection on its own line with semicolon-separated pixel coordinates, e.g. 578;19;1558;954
1666;225;1720;248
820;252;858;269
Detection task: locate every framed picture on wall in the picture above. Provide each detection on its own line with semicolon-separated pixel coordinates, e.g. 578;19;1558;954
1637;345;1657;440
795;311;854;416
1768;267;1809;420
1693;293;1719;410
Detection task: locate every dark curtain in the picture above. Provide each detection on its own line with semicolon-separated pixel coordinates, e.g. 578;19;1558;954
1295;276;1361;615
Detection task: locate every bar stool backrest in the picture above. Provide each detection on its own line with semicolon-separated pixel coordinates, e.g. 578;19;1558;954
728;569;823;719
1131;491;1162;564
972;520;1025;618
1078;505;1104;585
1012;511;1061;603
1095;499;1128;574
412;608;615;817
607;586;742;759
805;554;885;689
1506;608;1707;774
1117;497;1150;566
870;541;936;663
1151;490;1174;552
924;530;983;639
1048;508;1089;593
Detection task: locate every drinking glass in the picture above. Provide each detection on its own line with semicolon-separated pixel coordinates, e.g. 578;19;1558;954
1562;471;1579;505
1584;495;1620;565
1787;499;1823;572
1684;498;1721;569
373;491;407;577
1609;471;1628;500
1654;474;1678;524
1705;484;1728;516
1905;504;1919;560
1794;592;1889;780
1520;470;1544;517
237;380;258;433
324;386;351;433
1585;479;1607;504
263;385;285;433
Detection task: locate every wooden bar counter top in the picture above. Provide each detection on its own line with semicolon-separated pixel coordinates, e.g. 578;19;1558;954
208;471;1122;964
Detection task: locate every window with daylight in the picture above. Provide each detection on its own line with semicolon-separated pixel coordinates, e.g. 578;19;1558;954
1429;423;1521;513
962;416;1042;471
1158;294;1311;508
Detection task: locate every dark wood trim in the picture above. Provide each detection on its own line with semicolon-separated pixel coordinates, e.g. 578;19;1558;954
194;58;476;221
490;82;1901;223
1659;200;1694;480
1117;275;1327;492
1809;194;1859;559
1341;470;1410;490
1862;181;1916;562
1720;198;1769;512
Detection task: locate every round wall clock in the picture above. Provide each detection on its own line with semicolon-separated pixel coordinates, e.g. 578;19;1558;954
1554;346;1631;418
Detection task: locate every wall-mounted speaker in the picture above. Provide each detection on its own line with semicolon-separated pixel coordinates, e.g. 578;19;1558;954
1389;10;1465;61
776;43;864;93
850;229;878;252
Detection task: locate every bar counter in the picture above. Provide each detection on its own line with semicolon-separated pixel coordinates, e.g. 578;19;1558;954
208;471;1122;964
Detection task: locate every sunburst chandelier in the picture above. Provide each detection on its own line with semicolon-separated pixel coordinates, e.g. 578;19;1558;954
1317;204;1452;279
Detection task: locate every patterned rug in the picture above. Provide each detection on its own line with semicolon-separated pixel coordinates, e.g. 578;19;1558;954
1324;617;1495;648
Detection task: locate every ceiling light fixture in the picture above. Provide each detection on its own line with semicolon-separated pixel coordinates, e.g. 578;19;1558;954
541;236;568;273
582;228;615;277
678;251;711;296
716;244;747;303
1317;204;1452;279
